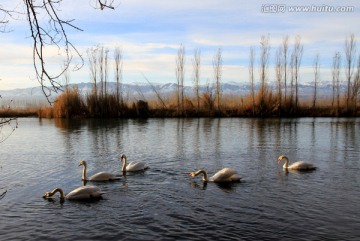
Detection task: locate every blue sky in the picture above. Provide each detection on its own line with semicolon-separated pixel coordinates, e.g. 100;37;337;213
0;0;359;90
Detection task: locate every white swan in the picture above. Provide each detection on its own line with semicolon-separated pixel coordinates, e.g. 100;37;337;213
120;154;148;172
188;168;241;183
43;186;105;201
79;160;120;181
277;155;316;171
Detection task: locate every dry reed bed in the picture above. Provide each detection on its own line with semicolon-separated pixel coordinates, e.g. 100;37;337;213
31;86;359;118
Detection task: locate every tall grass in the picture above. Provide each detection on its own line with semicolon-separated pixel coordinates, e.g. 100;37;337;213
53;86;86;118
34;84;359;118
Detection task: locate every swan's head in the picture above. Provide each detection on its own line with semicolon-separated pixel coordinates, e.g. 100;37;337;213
277;155;287;164
120;154;127;162
188;172;196;177
43;191;52;198
79;160;86;166
43;188;65;200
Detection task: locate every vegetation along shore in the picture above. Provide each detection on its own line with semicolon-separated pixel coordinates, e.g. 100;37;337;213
1;34;360;118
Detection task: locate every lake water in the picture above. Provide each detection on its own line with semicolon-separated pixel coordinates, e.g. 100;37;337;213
0;118;359;240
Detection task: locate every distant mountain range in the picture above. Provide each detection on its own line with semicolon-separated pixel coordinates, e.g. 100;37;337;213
0;81;347;108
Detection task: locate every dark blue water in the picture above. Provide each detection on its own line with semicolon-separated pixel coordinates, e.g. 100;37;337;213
0;118;359;240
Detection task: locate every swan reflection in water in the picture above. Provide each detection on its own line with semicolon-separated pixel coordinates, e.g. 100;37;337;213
190;180;239;192
280;168;318;177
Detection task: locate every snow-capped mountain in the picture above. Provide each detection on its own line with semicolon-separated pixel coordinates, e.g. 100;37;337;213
0;81;348;108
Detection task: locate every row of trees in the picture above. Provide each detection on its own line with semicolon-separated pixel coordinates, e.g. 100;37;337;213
173;33;359;117
175;45;223;116
249;34;359;117
40;33;360;118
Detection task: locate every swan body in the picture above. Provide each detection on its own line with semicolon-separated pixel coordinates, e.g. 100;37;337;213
277;155;316;171
79;160;120;181
188;168;241;183
120;154;148;172
43;186;105;201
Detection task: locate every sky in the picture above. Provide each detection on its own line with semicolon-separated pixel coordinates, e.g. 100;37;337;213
0;0;360;90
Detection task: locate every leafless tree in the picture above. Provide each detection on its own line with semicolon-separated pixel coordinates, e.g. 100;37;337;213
86;46;99;115
259;35;270;116
213;48;223;112
312;54;320;109
248;47;255;116
344;33;356;114
289;53;294;105
175;44;185;115
192;48;201;113
331;52;341;113
282;36;289;105
87;47;99;96
275;47;283;115
292;35;303;110
104;48;109;101
99;46;105;100
114;47;123;106
353;55;360;114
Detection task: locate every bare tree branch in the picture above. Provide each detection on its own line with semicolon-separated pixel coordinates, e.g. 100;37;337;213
98;0;116;10
142;73;167;109
1;1;119;104
24;0;86;103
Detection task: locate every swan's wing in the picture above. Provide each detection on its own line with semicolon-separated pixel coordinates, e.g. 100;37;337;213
210;168;237;182
288;161;316;170
126;162;147;171
89;171;117;181
66;186;105;200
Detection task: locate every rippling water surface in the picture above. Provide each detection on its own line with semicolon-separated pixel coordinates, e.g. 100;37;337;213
0;118;359;240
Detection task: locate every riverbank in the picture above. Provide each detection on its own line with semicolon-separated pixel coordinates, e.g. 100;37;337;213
0;108;38;118
1;103;358;118
2;87;359;118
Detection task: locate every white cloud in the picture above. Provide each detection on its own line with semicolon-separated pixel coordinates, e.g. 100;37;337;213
1;0;360;90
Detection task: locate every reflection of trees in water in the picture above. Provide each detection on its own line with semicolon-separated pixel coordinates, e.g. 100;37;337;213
246;118;311;180
54;118;130;162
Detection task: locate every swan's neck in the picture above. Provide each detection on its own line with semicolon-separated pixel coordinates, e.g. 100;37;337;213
283;156;290;169
50;188;65;199
194;170;208;182
82;163;87;180
122;156;127;172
